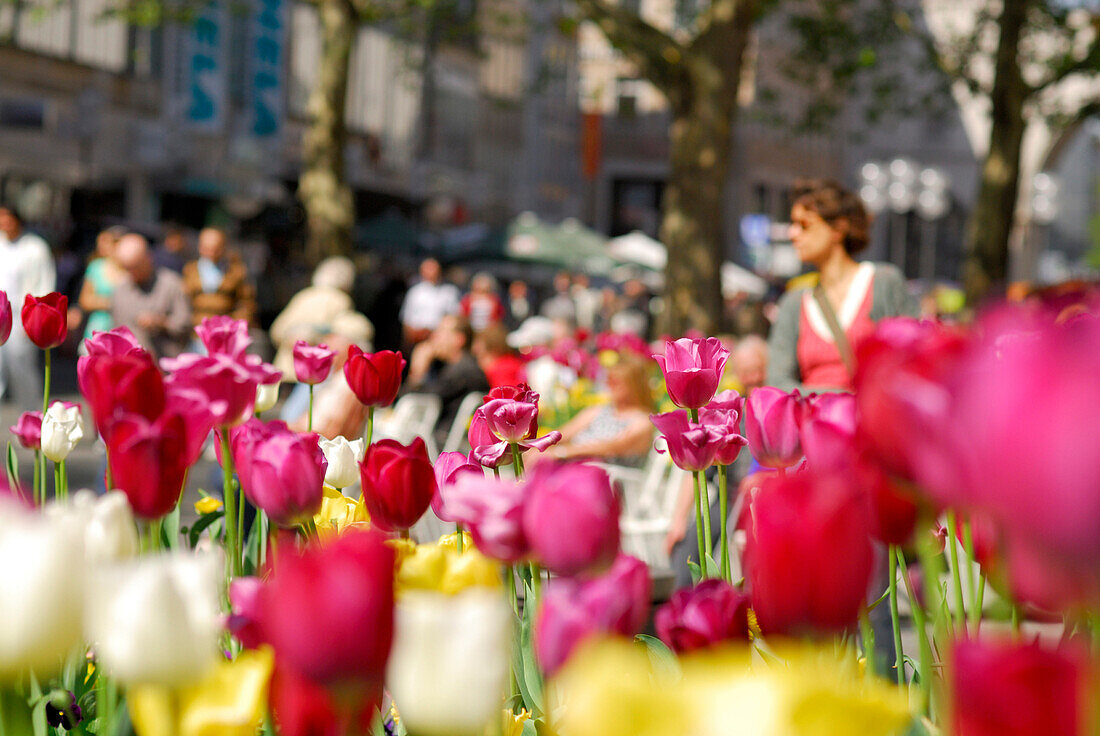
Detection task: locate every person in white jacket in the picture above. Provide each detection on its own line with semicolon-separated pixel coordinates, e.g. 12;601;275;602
0;204;56;410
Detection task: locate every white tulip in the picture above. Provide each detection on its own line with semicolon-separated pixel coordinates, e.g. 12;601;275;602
0;506;85;680
387;590;512;736
319;436;366;489
40;402;83;463
255;381;281;414
85;551;223;686
46;491;139;564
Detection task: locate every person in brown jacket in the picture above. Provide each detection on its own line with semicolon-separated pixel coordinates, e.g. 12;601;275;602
182;227;257;326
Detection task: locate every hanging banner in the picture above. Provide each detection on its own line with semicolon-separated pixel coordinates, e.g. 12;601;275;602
185;0;229;132
246;0;287;138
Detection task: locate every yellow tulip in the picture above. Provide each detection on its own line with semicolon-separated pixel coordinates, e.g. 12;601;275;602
129;648;274;736
437;531;474;551
193;497;223;516
313;486;370;538
499;708;530;736
396;543;500;597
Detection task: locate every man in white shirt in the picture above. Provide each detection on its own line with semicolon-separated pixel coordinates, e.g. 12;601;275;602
0;204;56;409
400;258;460;349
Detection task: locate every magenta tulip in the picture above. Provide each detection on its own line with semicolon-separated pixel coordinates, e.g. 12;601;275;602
195;315;251;359
162;352;273;427
744;387;804;469
523;462;620;577
743;469;874;635
534;554;650;675
82;353;166;439
655;579;751;654
468;408;511;468
343;346;405;407
951;638;1087;736
650;410;724;471
292;341;337;385
164;384;215;467
229;577;266;650
653;337;729;409
233;420;327;527
444;474;529;562
698;391;748;466
359;438;436;532
0;291;11;346
10;411;42;449
260;529;394;687
472;398;562;466
430;451;483;522
78;327;148;397
106;411;190;519
21;293;68;349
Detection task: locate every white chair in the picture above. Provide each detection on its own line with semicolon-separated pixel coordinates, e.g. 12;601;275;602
441;392;484;455
372;393;442;456
605;449;688;570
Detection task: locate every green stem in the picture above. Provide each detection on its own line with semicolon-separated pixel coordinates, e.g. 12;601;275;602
717;465;730;580
529;562;542;609
308;385;314;433
365;407;374;447
944;511;967;635
258;510;269;568
42;347;51;414
221;431;240;580
238;480;246;570
456;523;465;553
54;460;62;505
492;466;500;479
510;443;525;480
690;470;707;580
506;565;519;618
59;460;67;501
32;449;41;506
150;517;164;551
974;575;986;634
897;547;932;716
859;607;877;678
697;471;712;576
888;546;905;686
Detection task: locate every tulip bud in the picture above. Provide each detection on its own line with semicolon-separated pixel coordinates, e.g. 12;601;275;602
106;412;190;520
388;590;511;736
431;451;483;522
649;410;723;472
293;341;337;385
194;316;251;359
21;292;68;349
45;490;139;563
653;337;729;409
0;510;84;680
10;410;43;450
359;438;436;532
654;579;751;654
254;380;281;414
343;346;405;407
41;401;84;462
442;475;529;563
85;551;223;686
0;290;11;346
744;387;804;469
523;462;620;577
319;436;366;490
233;421;327;527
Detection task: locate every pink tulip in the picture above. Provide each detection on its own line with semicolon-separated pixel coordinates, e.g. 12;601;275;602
164;384;215;467
228;577;266;650
0;291;12;346
523;462;620;577
468;408;511;468
10;411;42;449
430;451;483;522
744;469;874;635
233;420;327;527
655;579;751;654
653;337;729;409
471;399;561;467
649;410;723;471
292;341;337;385
534;554;650;675
698;391;748;466
195;316;252;359
444;474;529;563
163;352;275;427
744;387;804;469
78;327;148;397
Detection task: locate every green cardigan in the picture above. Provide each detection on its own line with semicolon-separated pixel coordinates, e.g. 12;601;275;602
765;262;919;391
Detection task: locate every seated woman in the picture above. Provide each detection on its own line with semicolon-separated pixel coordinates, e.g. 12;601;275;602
542;354;653;467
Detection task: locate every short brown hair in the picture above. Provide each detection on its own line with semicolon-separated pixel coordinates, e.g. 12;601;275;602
791;178;871;255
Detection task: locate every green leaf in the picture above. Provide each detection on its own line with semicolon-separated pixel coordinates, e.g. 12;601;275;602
6;442;19;494
634;634;680;679
687;559;702;585
704;553;723;580
189;511;225;548
162;504;181;550
521;719;538;736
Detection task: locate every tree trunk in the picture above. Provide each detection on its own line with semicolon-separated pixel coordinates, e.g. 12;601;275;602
962;0;1031;303
299;0;357;263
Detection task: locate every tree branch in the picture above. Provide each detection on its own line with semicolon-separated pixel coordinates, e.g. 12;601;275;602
694;0;756;92
1031;35;1100;93
573;0;684;92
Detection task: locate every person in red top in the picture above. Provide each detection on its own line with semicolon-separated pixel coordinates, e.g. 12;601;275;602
473;323;526;389
459;272;506;332
767;179;918;392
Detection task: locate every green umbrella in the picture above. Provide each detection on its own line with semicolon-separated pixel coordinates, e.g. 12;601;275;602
505;212;619;274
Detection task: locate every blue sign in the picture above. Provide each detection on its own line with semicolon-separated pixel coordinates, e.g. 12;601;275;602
186;2;228;131
740;214;771;248
247;0;287;138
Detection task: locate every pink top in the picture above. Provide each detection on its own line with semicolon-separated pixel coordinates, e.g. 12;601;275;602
797;262;877;390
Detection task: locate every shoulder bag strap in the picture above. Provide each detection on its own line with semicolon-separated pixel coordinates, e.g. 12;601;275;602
812;284;855;378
